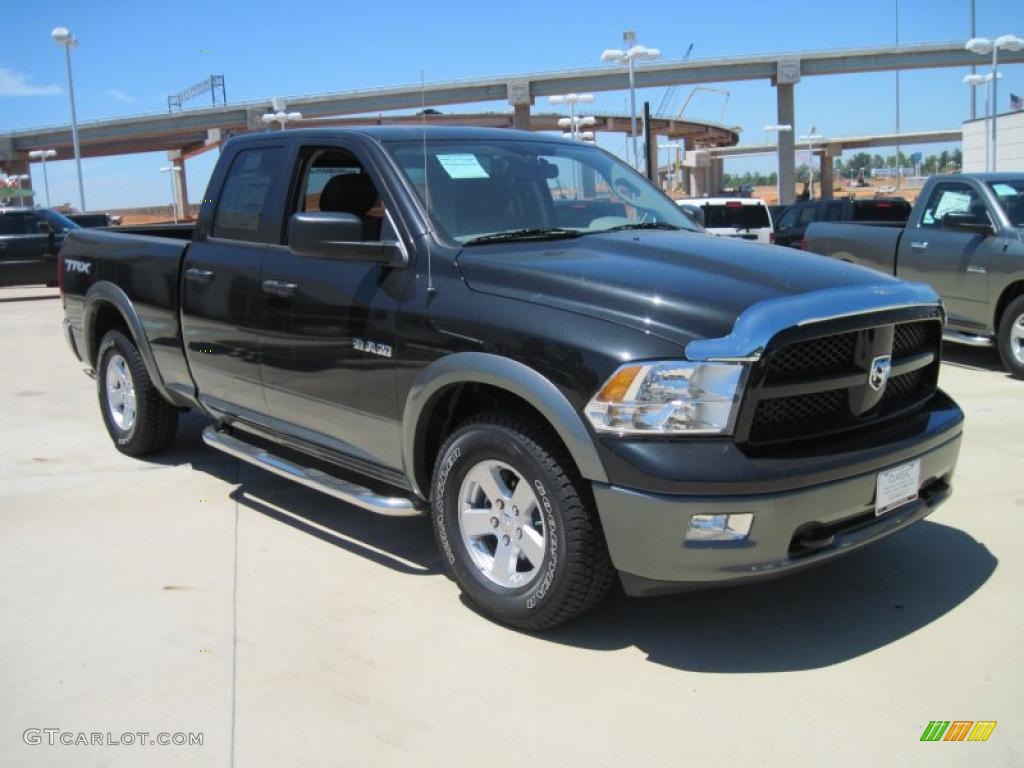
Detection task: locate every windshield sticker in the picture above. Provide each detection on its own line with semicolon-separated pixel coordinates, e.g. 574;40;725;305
437;154;490;179
991;183;1015;197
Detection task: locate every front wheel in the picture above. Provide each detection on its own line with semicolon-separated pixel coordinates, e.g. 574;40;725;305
97;330;179;455
996;295;1024;379
430;412;614;630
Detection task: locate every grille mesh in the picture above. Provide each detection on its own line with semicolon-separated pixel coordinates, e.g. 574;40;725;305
753;389;846;427
766;332;857;378
893;321;930;357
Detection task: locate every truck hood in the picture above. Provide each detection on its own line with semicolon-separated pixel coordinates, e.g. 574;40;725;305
457;230;903;351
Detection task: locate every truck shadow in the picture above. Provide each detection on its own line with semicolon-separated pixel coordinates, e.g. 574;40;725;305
941;344;1007;374
160;412;995;672
542;521;996;673
153;410;441;576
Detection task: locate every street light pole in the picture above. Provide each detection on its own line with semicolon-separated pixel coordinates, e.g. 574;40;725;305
28;149;57;208
966;34;1024;171
51;27;86;212
963;74;991;171
601;32;661;170
798;127;822;199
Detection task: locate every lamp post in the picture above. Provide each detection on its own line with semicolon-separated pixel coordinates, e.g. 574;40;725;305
51;27;86;212
601;32;661;170
963;73;996;171
550;93;595;140
159;166;183;223
798;127;823;199
262;97;303;130
765;124;792;204
28;149;57;207
966;34;1024;170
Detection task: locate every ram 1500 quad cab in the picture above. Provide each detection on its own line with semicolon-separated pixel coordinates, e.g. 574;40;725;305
60;128;963;629
805;173;1024;377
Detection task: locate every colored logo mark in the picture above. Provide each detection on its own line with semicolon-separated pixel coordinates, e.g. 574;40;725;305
920;721;996;742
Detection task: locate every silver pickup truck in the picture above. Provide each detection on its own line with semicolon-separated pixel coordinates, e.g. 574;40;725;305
805;173;1024;377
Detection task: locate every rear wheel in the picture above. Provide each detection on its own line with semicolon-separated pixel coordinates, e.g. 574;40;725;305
97;330;179;455
996;295;1024;379
430;412;614;630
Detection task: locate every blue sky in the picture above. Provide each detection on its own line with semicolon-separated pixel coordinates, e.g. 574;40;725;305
1;0;1022;210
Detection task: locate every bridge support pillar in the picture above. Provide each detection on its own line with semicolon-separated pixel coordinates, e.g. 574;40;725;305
773;58;800;206
167;152;189;220
820;145;838;200
508;80;532;131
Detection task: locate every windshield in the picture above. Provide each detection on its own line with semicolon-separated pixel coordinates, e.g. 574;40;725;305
696;202;770;230
385;138;700;244
987;180;1024;228
36;209;79;232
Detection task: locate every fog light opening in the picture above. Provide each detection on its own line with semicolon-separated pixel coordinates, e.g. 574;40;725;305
685;512;754;542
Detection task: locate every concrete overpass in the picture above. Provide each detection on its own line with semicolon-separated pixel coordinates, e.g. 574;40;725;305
2;40;1020;208
698;129;964;198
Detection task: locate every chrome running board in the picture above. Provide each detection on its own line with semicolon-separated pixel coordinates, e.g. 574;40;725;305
202;426;422;517
943;331;995;348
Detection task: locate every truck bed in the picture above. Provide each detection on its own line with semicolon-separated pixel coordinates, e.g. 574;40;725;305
60;226;194;404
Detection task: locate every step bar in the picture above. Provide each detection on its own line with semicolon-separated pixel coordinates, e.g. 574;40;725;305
202;426;422;517
943;331;995;348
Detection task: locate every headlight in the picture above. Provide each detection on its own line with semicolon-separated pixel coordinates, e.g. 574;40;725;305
584;361;746;435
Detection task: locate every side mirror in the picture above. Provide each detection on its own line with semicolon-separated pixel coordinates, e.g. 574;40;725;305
288;212;408;267
941;212;994;235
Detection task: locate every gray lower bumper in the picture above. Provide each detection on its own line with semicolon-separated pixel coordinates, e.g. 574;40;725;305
593;432;961;596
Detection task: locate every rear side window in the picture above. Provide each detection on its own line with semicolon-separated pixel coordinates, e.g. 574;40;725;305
0;211;42;235
213;147;285;242
700;203;770;229
852;199;911;222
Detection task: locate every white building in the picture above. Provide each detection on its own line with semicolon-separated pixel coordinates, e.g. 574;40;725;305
962;110;1024;172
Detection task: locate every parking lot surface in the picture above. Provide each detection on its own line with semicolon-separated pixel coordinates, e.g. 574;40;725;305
1;285;1021;767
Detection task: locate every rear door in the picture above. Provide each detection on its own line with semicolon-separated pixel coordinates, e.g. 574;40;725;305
897;180;996;330
0;210;55;286
181;143;287;418
258;141;413;470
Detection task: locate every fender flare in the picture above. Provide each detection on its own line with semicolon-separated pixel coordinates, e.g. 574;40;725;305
82;281;175;403
402;352;608;498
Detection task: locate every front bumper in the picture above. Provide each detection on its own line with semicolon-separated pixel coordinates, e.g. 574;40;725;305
593;429;961;596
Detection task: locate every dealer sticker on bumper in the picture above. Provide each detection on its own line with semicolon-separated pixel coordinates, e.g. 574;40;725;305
875;459;921;515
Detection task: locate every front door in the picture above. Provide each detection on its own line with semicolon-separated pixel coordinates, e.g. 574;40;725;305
180;143;286;418
898;181;995;331
259;144;413;470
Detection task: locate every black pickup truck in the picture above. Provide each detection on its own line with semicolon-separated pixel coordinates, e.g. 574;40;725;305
0;206;79;287
773;197;912;248
60;127;963;629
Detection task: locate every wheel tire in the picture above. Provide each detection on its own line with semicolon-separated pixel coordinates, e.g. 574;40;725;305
430;412;614;630
96;329;179;456
996;295;1024;379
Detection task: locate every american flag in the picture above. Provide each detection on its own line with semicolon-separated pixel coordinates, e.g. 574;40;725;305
1012;93;1024;112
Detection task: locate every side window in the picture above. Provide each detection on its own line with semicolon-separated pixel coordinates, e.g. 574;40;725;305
776;207;800;230
797;205;817;226
291;148;383;242
0;212;41;235
212;147;285;242
824;203;843;221
920;183;984;228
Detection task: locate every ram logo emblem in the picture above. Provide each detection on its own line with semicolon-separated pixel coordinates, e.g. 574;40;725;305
869;354;892;393
353;338;392;358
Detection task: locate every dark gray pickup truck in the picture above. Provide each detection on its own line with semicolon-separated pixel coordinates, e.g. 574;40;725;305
60;127;964;629
0;207;79;287
805;173;1024;377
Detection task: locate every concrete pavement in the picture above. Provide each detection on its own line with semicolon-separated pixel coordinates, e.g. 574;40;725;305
1;285;1020;767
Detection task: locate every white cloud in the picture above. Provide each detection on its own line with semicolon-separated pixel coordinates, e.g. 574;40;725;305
107;88;133;103
0;67;60;96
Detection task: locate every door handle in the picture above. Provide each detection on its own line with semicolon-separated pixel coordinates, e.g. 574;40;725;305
910;241;928;250
185;267;215;283
262;279;298;298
